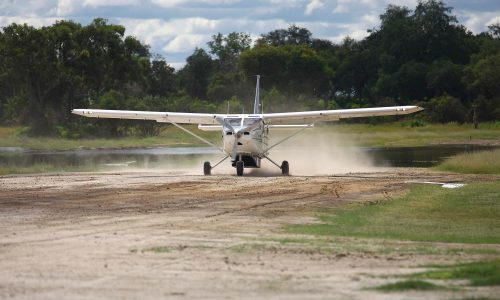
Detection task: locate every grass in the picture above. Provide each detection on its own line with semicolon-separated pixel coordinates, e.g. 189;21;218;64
287;182;500;244
415;260;500;286
316;122;500;148
1;122;499;150
435;149;500;174
375;280;445;291
0;126;219;151
143;246;172;253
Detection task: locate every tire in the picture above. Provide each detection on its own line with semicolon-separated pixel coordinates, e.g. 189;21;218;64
281;160;289;176
203;161;211;175
236;161;244;176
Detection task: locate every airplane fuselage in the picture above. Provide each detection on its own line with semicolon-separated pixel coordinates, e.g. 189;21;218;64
221;116;267;168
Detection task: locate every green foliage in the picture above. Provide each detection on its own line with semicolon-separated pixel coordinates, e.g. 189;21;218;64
375;280;444;291
1;0;500;137
426;94;467;123
256;25;312;46
415;260;500;286
287;182;500;244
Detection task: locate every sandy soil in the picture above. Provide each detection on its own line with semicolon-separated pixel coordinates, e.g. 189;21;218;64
0;168;498;300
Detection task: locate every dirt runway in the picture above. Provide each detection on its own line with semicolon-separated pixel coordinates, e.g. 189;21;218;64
0;169;498;299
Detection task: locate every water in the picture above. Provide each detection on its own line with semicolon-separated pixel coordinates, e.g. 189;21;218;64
0;144;496;173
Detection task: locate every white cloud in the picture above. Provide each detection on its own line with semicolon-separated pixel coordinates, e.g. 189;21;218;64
162;34;208;53
0;16;59;28
119;17;289;49
83;0;140;7
305;0;324;15
269;0;304;6
333;0;417;14
53;0;78;16
457;10;500;33
332;4;349;14
119;17;219;47
329;13;379;42
169;61;187;70
151;0;241;8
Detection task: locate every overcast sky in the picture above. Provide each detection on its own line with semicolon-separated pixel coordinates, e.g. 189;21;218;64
1;0;499;69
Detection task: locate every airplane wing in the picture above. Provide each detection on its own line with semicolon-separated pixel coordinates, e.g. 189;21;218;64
72;105;422;125
262;106;423;124
71;109;221;125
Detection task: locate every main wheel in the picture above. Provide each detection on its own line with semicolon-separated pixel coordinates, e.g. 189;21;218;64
236;161;244;176
203;161;211;175
281;160;289;176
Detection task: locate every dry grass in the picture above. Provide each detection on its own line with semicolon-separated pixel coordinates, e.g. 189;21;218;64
436;149;500;174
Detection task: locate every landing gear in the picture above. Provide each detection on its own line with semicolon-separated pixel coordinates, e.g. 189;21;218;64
236;161;244;176
281;160;289;176
203;161;211;175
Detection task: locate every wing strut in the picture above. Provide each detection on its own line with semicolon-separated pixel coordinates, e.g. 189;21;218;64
168;120;225;153
265;123;313;153
263;155;281;169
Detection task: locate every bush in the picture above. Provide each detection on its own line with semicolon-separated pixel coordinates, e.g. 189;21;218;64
426;94;467;123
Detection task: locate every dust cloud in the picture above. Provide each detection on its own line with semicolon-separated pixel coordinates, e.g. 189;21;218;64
260;129;378;176
106;129;378;176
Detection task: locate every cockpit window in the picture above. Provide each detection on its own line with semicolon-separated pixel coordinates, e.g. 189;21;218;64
225;118;242;126
243;118;261;126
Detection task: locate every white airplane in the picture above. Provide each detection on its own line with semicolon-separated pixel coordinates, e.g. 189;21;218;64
72;76;422;176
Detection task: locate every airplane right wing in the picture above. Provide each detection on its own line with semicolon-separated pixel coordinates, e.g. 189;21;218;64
262;106;423;124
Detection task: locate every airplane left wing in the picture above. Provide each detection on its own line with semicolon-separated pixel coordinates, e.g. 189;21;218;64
71;109;221;125
262;106;423;124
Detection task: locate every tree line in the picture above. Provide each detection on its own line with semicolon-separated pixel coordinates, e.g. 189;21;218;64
0;0;499;137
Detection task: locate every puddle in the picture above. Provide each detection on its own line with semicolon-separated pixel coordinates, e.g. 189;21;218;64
407;181;466;189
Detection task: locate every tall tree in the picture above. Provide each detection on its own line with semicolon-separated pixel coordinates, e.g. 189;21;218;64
178;48;214;99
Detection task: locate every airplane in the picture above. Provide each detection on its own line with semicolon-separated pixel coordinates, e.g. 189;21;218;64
72;76;422;176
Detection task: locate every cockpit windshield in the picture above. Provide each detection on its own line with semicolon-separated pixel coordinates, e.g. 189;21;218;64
243;118;261;127
225;118;242;126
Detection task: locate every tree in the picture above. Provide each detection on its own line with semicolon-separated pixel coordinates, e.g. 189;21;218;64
426;94;467;123
257;25;312;46
178;48;214;99
426;59;464;98
148;59;176;97
207;32;251;72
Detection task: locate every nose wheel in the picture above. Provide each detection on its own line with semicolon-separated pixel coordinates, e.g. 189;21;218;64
236;161;244;176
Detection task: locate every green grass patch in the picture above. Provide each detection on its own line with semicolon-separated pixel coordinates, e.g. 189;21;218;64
287;182;500;244
416;260;500;286
317;122;500;147
144;246;172;253
375;280;445;291
435;149;500;174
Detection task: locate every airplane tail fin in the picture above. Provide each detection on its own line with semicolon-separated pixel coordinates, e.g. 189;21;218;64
253;75;260;114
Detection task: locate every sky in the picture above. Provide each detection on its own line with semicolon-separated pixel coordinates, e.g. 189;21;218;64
1;0;499;69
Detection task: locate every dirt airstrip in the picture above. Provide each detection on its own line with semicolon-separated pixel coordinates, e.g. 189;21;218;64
0;169;498;299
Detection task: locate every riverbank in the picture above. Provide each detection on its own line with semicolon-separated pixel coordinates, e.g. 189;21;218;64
1;122;499;151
